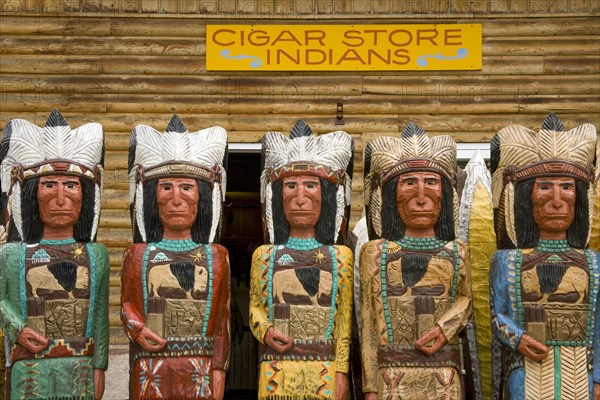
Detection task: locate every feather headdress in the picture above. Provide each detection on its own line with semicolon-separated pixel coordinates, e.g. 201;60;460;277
129;115;228;243
0;109;104;240
363;122;458;238
491;113;596;248
260;120;353;244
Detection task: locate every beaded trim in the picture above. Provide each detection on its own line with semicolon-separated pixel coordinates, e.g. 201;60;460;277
537;239;571;253
39;238;77;246
19;243;27;321
85;243;96;337
201;244;213;336
286;237;322;250
396;236;447;251
267;248;277;321
450;241;460;302
155;239;200;253
381;241;394;344
515;250;524;328
325;246;338;339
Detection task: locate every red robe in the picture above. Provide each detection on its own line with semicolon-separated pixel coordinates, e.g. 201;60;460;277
121;241;230;399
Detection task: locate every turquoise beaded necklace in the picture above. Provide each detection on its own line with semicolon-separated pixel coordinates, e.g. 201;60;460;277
285;237;322;250
536;239;571;253
154;238;200;252
396;236;446;250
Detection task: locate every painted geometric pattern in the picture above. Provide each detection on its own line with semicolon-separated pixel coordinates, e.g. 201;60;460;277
559;346;588;400
11;357;94;399
379;366;461;400
258;359;335;399
190;358;212;399
139;358;165;398
524;347;554;400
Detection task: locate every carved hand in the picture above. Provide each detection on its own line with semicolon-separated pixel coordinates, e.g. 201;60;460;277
335;372;348;400
212;369;226;400
364;393;379;400
516;334;549;362
137;325;167;352
264;327;293;353
414;325;448;356
17;326;48;353
94;369;105;400
593;382;600;400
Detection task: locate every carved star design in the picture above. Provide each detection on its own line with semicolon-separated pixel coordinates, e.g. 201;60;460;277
313;249;326;264
191;250;204;263
71;244;85;260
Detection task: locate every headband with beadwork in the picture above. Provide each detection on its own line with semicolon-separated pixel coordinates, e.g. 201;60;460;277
128;115;228;243
363;122;458;239
0;109;104;240
491;113;597;247
260;120;353;244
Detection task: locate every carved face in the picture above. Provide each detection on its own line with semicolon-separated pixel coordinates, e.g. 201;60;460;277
157;177;199;238
395;171;442;237
531;176;575;239
37;175;82;231
282;175;322;236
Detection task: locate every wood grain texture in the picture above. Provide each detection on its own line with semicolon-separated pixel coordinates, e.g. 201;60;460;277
1;4;598;345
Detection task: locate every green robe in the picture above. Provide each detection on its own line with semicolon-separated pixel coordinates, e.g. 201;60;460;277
0;240;109;399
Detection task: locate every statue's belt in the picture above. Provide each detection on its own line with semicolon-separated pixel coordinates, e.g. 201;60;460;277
131;336;214;364
12;337;94;363
377;344;463;372
260;339;336;362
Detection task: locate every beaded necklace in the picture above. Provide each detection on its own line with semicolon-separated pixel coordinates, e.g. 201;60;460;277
536;239;571;253
396;236;447;250
285;237;322;250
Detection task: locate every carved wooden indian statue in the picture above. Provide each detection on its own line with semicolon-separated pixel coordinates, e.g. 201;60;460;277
121;115;230;399
359;123;472;399
0;109;109;399
489;113;600;399
249;120;354;399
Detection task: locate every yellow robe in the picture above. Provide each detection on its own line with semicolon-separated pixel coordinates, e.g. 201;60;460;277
250;243;353;399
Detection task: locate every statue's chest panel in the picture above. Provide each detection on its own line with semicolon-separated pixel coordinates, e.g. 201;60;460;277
384;246;456;345
145;247;210;337
271;246;335;339
520;250;590;343
24;243;91;339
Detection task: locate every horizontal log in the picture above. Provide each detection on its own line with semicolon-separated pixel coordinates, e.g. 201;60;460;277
0;16;112;35
362;75;599;95
4;54;597;77
0;54;205;75
0;75;363;96
1;16;598;38
483;37;599;56
0;37;203;56
99;209;132;229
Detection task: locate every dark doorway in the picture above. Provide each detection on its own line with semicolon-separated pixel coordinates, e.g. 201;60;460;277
222;152;262;399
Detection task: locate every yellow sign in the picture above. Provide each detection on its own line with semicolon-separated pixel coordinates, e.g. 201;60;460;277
206;24;481;71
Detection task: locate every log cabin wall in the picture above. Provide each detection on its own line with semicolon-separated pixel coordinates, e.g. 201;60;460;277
1;0;598;343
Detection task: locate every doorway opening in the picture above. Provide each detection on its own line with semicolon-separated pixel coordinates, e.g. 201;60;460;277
222;150;262;399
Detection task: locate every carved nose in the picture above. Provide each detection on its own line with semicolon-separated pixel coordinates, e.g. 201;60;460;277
551;186;563;208
172;188;183;205
55;185;66;205
415;183;426;205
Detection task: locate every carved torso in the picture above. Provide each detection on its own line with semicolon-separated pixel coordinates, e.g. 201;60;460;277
144;245;211;338
24;241;92;340
519;245;591;344
382;240;460;345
